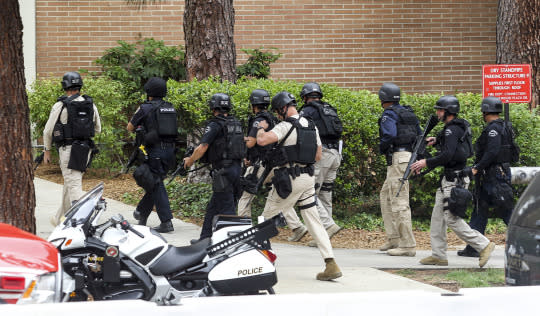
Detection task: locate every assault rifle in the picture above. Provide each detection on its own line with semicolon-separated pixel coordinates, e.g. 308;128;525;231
116;126;147;177
396;114;439;197
166;146;195;185
32;145;45;171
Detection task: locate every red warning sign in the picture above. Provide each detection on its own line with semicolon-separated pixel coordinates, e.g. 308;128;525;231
482;64;531;103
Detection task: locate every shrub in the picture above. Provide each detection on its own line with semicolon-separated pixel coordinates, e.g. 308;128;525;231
236;47;281;79
28;76;132;172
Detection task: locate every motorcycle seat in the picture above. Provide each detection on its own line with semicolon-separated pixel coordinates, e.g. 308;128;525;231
149;237;211;276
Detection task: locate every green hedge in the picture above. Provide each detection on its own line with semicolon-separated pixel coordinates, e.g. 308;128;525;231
29;77;540;220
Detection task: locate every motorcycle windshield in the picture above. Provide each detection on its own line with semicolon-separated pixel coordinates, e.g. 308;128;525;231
62;182;104;227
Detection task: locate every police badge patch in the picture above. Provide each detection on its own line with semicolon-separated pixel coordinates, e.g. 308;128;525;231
204;126;211;134
488;130;498;137
445;129;452;136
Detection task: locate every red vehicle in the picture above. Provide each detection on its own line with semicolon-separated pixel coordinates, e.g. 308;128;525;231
0;223;62;304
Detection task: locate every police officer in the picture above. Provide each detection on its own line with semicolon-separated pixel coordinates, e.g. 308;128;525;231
256;91;342;281
458;97;516;257
43;71;101;226
184;93;244;242
411;95;495;267
299;82;343;247
128;77;177;233
237;89;307;241
377;83;419;256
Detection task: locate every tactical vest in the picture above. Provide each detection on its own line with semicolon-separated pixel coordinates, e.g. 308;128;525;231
143;99;178;146
247;111;277;162
207;115;246;166
442;118;474;164
53;94;94;146
380;105;418;148
476;119;519;164
282;117;317;165
304;101;343;143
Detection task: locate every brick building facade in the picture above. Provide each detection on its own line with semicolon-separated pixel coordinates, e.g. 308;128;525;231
35;0;498;94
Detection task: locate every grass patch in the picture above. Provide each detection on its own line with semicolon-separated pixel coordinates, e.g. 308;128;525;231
445;268;505;288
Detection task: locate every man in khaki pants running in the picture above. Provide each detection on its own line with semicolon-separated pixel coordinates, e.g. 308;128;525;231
377;83;419;257
256;91;342;281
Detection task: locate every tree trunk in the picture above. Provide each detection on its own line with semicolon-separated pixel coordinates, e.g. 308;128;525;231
496;0;540;109
0;1;36;233
183;0;236;83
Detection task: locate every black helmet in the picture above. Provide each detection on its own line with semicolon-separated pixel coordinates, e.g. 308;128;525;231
144;77;167;97
300;82;323;99
209;93;232;112
249;89;271;108
481;96;503;113
378;83;400;103
271;91;296;112
434;95;460;114
61;72;83;90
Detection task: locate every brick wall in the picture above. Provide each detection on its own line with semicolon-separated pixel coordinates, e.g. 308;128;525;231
35;0;497;94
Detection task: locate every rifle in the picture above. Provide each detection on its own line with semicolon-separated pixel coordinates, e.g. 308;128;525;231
115;126;148;177
396;114;439;197
34;152;45;171
166;146;195;185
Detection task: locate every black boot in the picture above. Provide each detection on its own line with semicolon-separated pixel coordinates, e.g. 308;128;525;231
457;245;479;257
154;220;174;233
133;210;148;226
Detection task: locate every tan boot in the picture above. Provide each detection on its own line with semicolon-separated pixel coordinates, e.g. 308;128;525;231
387;247;416;257
316;258;342;281
287;226;308;242
420;256;448;266
479;242;496;268
379;239;399;251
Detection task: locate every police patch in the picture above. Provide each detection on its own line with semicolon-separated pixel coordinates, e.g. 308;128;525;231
253;121;260;128
488;130;498;137
381;116;388;123
445;129;452;136
204;126;211;134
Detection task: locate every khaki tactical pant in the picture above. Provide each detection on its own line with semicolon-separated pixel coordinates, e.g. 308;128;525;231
262;172;334;259
379;151;416;248
237;166;303;230
430;176;490;260
52;145;85;225
314;147;341;229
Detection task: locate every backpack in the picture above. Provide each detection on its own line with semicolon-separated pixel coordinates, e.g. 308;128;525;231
500;121;520;163
214;115;246;161
143;100;178;145
450;118;474;160
283;116;318;164
307;101;343;140
53;95;95;145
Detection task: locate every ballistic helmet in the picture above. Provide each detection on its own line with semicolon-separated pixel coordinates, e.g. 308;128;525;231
378;83;400;103
481;96;503;113
271;91;296;112
434;95;460;114
209;93;232;112
61;72;83;90
300;82;323;99
144;77;167;97
249;89;271;108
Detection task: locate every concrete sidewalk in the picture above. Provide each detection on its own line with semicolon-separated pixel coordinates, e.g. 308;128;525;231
34;178;505;294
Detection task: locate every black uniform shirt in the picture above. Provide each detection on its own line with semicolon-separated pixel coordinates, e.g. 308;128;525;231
129;101;157;127
200;120;222;145
247;115;269;138
426;120;465;170
475;119;504;172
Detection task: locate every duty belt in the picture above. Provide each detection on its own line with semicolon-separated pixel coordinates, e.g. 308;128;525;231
393;146;411;153
322;143;339;150
287;164;314;179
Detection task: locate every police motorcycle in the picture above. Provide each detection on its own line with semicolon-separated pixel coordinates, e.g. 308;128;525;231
48;183;282;304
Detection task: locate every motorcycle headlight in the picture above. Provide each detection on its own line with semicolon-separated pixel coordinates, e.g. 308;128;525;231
18;272;58;304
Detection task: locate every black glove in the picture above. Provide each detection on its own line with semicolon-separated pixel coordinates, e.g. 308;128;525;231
460;166;473;179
